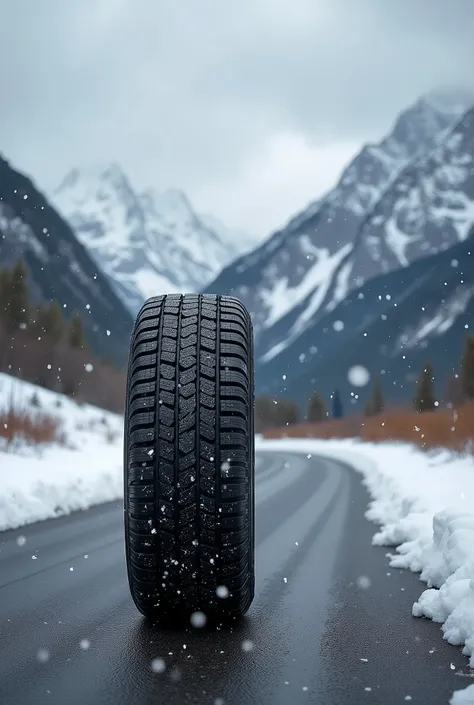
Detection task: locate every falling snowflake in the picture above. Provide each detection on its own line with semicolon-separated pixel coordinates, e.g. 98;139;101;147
348;365;370;387
151;658;166;673
216;585;229;599
190;611;207;628
37;649;50;663
356;575;372;589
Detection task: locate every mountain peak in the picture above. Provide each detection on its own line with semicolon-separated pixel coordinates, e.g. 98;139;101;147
55;162;128;192
53;162;137;215
50;166;258;314
205;87;473;353
140;187;194;221
421;86;474;116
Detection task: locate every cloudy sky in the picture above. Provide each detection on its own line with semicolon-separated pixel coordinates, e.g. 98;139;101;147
1;0;473;236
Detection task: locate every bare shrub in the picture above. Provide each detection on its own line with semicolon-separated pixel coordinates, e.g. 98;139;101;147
263;403;474;454
0;403;65;449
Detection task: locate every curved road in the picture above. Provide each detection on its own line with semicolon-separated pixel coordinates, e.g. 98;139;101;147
0;452;470;704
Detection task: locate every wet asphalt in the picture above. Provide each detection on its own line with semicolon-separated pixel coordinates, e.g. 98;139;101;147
0;451;471;705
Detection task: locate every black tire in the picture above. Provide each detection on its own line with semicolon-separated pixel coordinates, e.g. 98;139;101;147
124;293;255;624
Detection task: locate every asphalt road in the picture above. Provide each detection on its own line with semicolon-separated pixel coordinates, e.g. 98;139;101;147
0;452;471;705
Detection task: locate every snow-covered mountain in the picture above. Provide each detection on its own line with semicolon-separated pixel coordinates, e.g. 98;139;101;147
0;155;134;367
207;88;474;357
253;103;474;409
51;166;257;314
257;223;474;411
256;102;474;366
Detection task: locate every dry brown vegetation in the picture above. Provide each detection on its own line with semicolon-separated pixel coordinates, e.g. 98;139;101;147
262;403;474;453
0;405;65;449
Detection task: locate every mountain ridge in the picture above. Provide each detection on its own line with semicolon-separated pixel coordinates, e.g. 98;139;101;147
256;104;474;365
206;89;474;349
51;165;257;314
257;226;474;412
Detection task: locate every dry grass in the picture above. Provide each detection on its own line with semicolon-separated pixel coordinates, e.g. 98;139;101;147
263;403;474;453
0;396;65;450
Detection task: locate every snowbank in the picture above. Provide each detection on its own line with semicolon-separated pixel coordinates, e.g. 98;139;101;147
0;373;123;530
256;436;474;703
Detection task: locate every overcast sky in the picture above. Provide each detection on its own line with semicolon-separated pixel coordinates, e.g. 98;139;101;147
1;0;473;236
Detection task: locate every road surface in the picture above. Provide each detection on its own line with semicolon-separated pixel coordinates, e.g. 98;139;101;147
0;452;470;704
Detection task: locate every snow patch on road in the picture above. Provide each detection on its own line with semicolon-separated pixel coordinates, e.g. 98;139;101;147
257;437;474;702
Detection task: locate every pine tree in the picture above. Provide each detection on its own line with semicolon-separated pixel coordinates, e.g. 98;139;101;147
365;377;384;417
255;395;300;430
307;392;327;422
69;313;86;349
280;399;300;426
413;363;436;412
332;389;344;418
0;268;12;321
29;391;41;408
460;334;474;401
4;259;29;331
38;301;64;345
255;395;276;432
62;377;77;398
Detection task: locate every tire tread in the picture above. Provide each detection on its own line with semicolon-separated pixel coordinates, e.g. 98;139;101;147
124;293;254;621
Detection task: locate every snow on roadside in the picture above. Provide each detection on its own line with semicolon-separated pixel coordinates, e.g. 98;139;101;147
256;436;474;703
0;373;123;531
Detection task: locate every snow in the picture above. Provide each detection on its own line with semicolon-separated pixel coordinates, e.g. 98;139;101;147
451;684;474;704
347;364;371;387
260;243;348;329
398;285;474;349
326;259;354;311
0;373;122;531
385;212;419;266
51;164;257;314
260;243;352;362
432;190;474;242
256;436;474;702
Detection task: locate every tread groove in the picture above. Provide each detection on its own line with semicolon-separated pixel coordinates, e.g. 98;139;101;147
196;295;202;601
174;295;183;577
154;298;165;583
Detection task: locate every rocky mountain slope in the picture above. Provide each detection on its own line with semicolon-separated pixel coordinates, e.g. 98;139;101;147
51;165;256;314
0;156;134;367
206;89;474;361
256;103;474;368
257;223;474;412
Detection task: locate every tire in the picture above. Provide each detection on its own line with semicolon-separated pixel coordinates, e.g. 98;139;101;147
124;293;255;624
